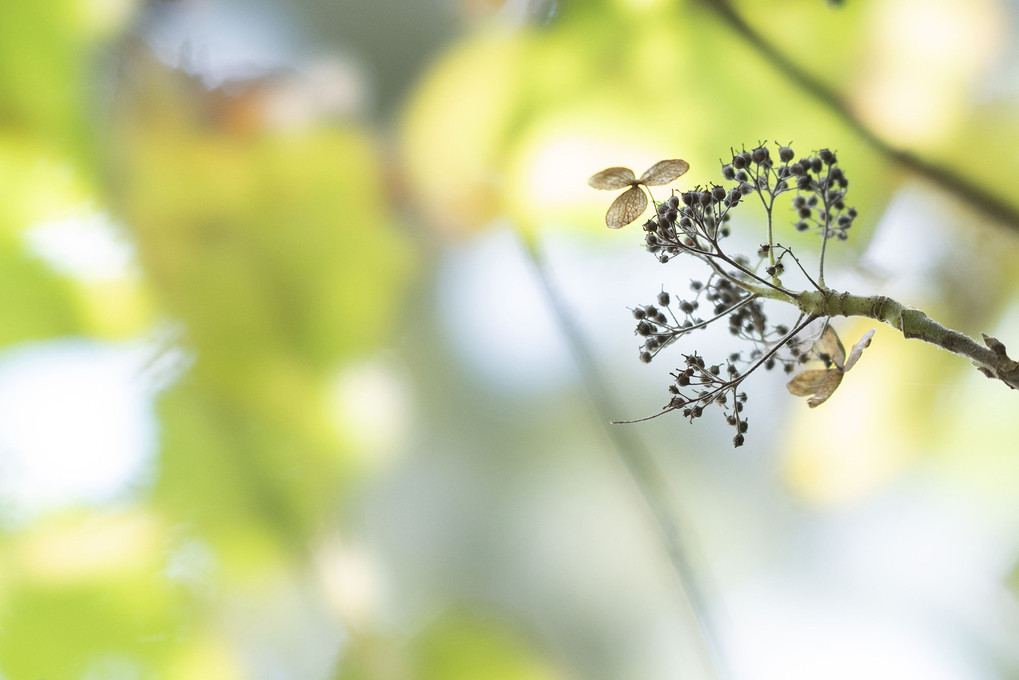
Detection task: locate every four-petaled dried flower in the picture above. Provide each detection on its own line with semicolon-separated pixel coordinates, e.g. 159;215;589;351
588;159;690;229
786;325;875;407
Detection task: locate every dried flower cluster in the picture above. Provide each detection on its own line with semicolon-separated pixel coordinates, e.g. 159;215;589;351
590;143;871;447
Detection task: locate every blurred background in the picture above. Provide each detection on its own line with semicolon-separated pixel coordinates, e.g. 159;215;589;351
3;0;1019;678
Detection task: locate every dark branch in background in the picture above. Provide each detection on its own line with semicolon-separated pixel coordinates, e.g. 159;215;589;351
696;0;1019;231
519;236;731;680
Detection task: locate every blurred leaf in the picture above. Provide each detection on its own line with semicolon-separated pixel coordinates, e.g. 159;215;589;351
0;243;81;345
409;610;559;680
403;3;899;242
400;32;530;235
0;511;183;680
155;374;348;561
0;0;136;169
334;609;560;680
104;51;416;551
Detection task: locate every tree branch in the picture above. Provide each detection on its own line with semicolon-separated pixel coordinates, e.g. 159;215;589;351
696;0;1019;231
797;290;1019;389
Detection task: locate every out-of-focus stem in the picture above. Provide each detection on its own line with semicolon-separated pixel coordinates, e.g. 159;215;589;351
519;233;731;680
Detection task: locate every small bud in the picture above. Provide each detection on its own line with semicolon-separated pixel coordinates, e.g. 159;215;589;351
733;433;745;447
712;185;727;201
818;148;836;165
721;164;736;180
640;351;652;363
633;308;646;319
667;195;680;208
658;291;671;306
779;145;795;162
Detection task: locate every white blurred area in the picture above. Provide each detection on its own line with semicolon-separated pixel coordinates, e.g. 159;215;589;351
0;339;157;524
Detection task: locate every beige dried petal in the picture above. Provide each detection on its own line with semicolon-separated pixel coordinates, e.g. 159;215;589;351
813;324;846;369
638;159;690;186
806;370;844;408
605;185;648;229
588;167;637;190
786;369;833;396
842;328;875;372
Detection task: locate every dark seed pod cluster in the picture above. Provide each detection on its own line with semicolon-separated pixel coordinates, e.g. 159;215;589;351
787;150;856;240
611;142;859;447
663;353;751;446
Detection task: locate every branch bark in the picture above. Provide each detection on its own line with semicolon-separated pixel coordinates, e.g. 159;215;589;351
796;290;1019;389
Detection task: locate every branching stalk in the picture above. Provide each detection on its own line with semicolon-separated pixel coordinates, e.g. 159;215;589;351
591;142;1017;447
797;290;1019;388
